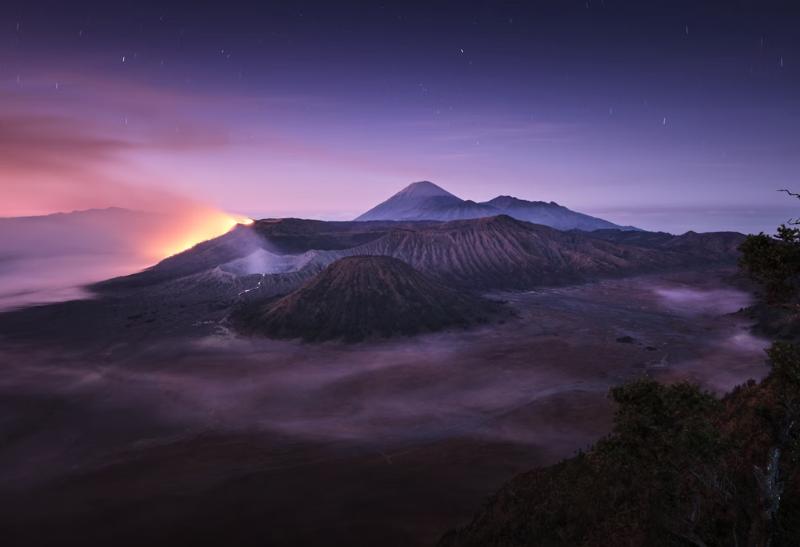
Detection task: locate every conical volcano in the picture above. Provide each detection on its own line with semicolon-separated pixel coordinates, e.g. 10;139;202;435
356;181;497;222
235;255;503;342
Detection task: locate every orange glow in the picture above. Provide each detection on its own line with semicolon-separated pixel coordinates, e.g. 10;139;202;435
142;209;256;260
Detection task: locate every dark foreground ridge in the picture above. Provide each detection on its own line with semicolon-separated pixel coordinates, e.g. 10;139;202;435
440;342;800;546
233;255;506;342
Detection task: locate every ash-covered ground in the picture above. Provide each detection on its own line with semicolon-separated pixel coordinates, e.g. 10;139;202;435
0;269;768;546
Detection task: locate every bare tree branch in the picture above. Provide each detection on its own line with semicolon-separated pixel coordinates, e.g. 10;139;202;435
778;189;800;199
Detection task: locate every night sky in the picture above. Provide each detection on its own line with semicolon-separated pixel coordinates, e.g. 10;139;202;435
2;1;799;233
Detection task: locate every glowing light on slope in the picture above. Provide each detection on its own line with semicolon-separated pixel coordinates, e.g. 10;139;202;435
145;210;256;259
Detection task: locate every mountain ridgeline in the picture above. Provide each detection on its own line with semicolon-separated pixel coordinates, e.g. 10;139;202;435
99;214;744;296
356;181;638;231
82;181;746;342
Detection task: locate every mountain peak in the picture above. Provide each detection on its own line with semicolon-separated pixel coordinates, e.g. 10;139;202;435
356;181;476;221
355;181;638;231
394;181;456;199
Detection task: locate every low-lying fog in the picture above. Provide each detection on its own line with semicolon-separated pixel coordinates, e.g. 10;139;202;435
0;270;771;545
0;254;148;310
0;206;247;311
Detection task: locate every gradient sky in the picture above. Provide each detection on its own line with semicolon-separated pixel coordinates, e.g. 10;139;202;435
1;0;799;233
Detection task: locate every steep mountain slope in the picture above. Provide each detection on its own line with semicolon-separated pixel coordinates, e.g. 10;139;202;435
347;215;691;289
96;215;745;300
356;181;635;231
234;256;503;341
1;215;747;346
357;181;498;222
92;224;265;291
485;195;637;231
94;218;429;292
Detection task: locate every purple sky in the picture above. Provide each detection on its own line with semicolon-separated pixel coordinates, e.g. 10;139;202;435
1;1;799;233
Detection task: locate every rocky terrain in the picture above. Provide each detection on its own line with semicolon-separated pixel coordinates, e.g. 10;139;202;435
234;256;506;341
349;215;725;289
0;269;770;547
0;212;746;349
97;214;744;297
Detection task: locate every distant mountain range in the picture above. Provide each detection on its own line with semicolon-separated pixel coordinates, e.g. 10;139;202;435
0;207;161;258
356;181;638;231
0;208;165;311
0;188;746;343
75;212;746;343
100;215;742;297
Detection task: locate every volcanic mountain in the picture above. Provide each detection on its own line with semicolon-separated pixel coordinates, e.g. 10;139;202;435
356;181;637;231
483;195;634;231
97;215;745;299
234;256;504;342
2;214;746;347
356;181;498;222
348;215;716;289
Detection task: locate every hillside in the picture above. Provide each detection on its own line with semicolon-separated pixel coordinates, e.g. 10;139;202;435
350;215;707;289
591;228;746;261
234;256;504;342
95;215;745;299
440;343;800;546
484;195;634;231
93;218;424;292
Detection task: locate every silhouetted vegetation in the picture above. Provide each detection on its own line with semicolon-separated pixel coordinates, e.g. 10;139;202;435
740;225;800;302
441;346;800;546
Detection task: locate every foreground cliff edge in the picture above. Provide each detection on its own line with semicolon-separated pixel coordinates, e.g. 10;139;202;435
440;342;800;546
